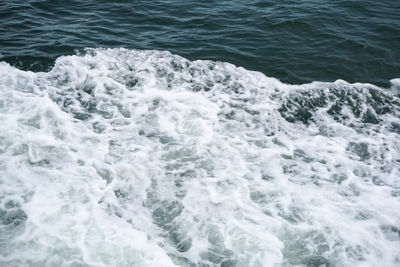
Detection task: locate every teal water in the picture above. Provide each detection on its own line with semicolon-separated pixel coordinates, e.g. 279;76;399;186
1;1;400;267
1;0;399;86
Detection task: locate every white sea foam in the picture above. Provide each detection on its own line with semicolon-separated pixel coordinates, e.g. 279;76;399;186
0;48;399;266
390;78;400;90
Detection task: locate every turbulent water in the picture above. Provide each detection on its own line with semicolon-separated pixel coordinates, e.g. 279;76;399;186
0;48;399;266
1;0;400;266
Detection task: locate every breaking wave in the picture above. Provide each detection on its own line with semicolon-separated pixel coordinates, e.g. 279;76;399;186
1;48;399;266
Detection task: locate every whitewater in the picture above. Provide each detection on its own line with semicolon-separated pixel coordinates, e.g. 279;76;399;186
0;48;399;267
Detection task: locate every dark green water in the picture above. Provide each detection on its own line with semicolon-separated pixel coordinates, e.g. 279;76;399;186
1;0;399;86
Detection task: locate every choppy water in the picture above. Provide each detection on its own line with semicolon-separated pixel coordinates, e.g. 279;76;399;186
1;0;400;86
1;1;400;267
1;48;400;266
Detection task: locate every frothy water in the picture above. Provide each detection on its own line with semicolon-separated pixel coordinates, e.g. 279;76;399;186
1;48;399;266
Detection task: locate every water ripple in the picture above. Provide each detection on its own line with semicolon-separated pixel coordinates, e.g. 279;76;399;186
1;0;399;85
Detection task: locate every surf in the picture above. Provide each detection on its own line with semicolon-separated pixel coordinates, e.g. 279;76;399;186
0;48;399;266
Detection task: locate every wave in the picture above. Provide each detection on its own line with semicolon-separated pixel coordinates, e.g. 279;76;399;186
0;48;399;266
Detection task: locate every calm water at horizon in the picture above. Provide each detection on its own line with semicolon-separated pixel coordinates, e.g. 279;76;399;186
1;0;399;86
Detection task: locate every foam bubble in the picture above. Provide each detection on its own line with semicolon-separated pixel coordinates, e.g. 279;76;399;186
390;78;400;90
0;48;399;266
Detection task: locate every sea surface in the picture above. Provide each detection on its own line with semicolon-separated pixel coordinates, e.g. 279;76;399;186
1;1;400;267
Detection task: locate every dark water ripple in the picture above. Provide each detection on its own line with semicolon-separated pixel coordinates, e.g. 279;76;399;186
1;0;399;86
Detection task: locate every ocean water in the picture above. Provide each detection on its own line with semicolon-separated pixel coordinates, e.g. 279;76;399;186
0;2;400;267
1;0;400;86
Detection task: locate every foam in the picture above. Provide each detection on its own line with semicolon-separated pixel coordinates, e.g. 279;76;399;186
391;78;400;90
0;48;399;266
